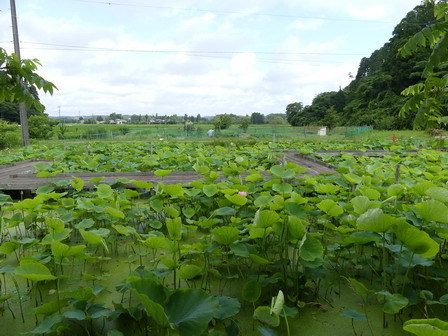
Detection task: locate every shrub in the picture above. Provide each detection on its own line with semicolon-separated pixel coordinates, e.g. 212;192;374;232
0;120;21;149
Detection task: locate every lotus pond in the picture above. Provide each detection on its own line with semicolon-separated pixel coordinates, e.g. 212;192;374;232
0;139;448;336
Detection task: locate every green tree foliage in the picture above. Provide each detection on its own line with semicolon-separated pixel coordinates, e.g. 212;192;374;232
239;117;250;132
399;0;448;129
28;114;58;139
285;102;304;126
285;3;437;129
250;112;265;124
0;48;56;112
0;120;21;149
213;114;233;130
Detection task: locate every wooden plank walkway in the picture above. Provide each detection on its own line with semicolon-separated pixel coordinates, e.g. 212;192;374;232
0;153;337;192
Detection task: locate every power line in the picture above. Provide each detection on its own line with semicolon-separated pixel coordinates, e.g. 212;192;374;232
71;0;396;24
17;41;369;56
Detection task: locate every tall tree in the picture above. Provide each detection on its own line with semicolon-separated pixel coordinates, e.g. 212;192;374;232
285;102;304;126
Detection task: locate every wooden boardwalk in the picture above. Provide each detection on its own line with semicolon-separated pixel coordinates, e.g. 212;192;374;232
0;153;337;192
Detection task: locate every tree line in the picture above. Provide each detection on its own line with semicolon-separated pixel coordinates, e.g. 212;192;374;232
286;1;447;130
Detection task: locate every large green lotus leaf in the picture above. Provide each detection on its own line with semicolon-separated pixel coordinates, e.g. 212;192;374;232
315;184;341;194
225;194;248;206
343;173;363;184
348;278;374;297
13;198;43;210
203;184;218;197
130;180;153;189
70;176;85;192
387;184;405;197
36;185;55;194
404;318;448;336
358;187;381;200
65;287;94;301
51;241;85;260
254;195;274;208
376;291;408;314
164;206;180;217
253;306;280;327
164;184;184;197
134;291;170;328
249;254;271;265
214;296;241;320
15;262;56;281
166;217;182;241
143;236;168;249
269;165;295;179
0;241;20;255
165;289;219;336
96;184;114;198
34;299;69;316
351;196;372;215
178;265;202;280
105;206;125;219
254;210;280;228
154;169;172;177
393;222;439;258
415;200;448;223
271;290;284;315
150;198;164;212
45;217;65;232
242;280;262;303
341;309;367;321
79;229;103;245
193;163;210;175
29;315;64;335
182;207;196;219
412;181;437;197
426;187;448;203
356;208;398;232
288;216;305;240
75;218;95;230
130;277;167;305
215;207;236;216
317;199;343;217
112;225;137;237
272;183;293;194
300;235;323;262
212;227;240;245
285;161;307;174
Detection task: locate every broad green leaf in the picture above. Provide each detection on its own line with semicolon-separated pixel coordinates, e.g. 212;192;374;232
242;280;261;303
272;183;293;194
105;206;125;219
393;222;439;258
133;291;170;327
164;184;184;197
45;217;65;232
143;236;167;249
415;200;448;223
287;216;305;240
166;217;182;241
249;254;271;265
165;289;220;336
215;207;235;216
341;309;367;321
254;195;274;208
270;165;295;179
299;235;323;262
96;184;114;198
403;318;448;336
212;226;240;245
79;229;103;245
203;184;218;197
388;184;405;197
36;185;55;194
351;196;372;215
154;169;172;177
214;296;241;320
29;315;63;334
356;208;398;232
70;176;84;192
150;198;164;212
317;199;343;217
130;180;154;189
64;310;86;320
113;225;137;237
75;219;95;229
0;241;19;255
178;265;202;280
347;278;374;297
376;291;408;314
315;183;340;194
254;210;280;228
15;262;56;281
343;173;363;184
182;207;196;219
34;299;68;316
225;194;248;206
253;306;280;327
426;187;448;203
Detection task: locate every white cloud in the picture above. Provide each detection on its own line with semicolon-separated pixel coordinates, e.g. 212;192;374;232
289;19;324;31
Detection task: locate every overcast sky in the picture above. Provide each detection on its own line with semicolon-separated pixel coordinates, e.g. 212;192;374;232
1;0;422;117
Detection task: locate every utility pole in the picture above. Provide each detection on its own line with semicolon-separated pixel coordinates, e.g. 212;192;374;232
10;0;30;146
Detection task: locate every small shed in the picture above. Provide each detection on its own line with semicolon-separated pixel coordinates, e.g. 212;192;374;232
318;127;328;136
207;129;215;137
